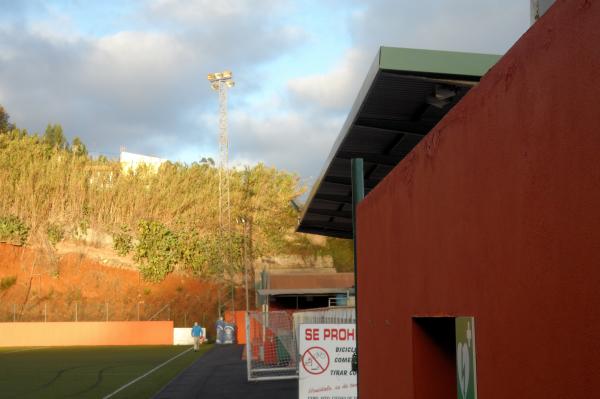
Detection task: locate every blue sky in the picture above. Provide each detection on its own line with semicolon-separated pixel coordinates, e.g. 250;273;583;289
0;0;531;186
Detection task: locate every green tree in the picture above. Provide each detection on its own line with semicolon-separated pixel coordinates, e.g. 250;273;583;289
234;164;304;256
325;238;354;272
71;136;88;156
0;128;333;283
43;124;68;149
0;105;15;134
135;220;180;282
199;157;215;166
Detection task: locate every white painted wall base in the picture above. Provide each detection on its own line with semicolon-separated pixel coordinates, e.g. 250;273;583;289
173;327;206;345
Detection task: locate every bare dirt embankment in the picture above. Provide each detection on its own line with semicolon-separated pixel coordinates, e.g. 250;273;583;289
0;243;228;329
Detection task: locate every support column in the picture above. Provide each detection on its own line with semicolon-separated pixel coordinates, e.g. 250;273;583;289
351;158;364;379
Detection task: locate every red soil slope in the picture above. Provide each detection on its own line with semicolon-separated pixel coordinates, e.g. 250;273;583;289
0;243;236;332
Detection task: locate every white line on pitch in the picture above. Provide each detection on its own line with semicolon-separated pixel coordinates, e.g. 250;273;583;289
102;347;193;399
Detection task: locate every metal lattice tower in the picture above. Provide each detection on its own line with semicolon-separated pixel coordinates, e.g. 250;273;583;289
208;71;235;233
208;70;235;316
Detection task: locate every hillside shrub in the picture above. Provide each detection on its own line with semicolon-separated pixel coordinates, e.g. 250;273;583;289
0;215;29;245
47;223;64;246
74;219;90;240
113;226;133;256
0;115;356;278
0;275;17;291
135;220;180;282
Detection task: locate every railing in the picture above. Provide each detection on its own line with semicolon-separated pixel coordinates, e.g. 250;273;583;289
0;301;172;323
293;306;356;328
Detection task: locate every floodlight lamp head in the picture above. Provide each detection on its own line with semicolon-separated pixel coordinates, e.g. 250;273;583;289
211;81;220;91
222;70;232;79
226;80;235;88
207;73;216;81
435;86;456;100
214;72;223;79
426;95;449;109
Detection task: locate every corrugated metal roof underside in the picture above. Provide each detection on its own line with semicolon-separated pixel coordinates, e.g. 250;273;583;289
258;288;352;296
297;47;500;238
268;272;354;290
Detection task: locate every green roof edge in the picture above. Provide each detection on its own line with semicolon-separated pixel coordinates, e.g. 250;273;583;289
379;46;502;77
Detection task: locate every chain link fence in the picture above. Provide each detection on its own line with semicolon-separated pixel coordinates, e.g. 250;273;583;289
246;310;298;381
0;301;173;323
245;307;357;382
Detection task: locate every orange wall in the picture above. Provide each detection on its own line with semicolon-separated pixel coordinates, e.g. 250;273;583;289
224;310;247;344
0;321;173;347
357;0;600;398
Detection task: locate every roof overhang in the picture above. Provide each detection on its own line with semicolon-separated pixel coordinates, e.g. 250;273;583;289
297;46;501;238
258;288;353;296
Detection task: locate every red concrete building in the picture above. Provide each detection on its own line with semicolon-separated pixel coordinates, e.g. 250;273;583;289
358;1;600;397
300;0;600;397
258;271;354;309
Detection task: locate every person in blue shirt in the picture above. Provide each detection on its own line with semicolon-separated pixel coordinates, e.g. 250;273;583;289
191;322;203;351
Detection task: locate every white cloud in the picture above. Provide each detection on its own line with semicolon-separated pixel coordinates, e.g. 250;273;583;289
228;105;344;178
83;31;193;106
351;0;529;54
271;0;530;179
287;48;371;113
149;0;285;23
0;0;531;181
0;1;306;159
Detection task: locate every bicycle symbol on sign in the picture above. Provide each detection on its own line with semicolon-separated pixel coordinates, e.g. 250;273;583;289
301;346;330;375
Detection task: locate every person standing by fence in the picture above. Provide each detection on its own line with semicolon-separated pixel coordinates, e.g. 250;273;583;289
191;322;203;351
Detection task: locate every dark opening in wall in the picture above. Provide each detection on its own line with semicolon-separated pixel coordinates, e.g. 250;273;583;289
412;317;457;399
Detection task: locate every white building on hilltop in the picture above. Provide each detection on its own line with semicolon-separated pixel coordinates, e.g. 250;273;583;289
120;151;167;174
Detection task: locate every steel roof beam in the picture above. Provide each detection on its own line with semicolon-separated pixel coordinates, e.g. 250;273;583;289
314;193;353;204
300;221;353;231
351;124;427;138
336;152;400;167
306;208;353;219
324;175;379;189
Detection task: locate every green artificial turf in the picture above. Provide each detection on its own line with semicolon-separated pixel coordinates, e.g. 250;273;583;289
0;344;212;398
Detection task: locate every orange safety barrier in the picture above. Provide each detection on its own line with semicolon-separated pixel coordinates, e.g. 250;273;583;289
0;321;173;347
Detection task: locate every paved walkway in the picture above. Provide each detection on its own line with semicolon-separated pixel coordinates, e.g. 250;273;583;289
153;345;298;399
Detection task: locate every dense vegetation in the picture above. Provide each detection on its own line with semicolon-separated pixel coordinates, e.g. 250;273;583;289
0;105;353;281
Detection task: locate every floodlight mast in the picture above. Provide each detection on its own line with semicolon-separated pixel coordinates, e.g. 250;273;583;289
207;70;235;318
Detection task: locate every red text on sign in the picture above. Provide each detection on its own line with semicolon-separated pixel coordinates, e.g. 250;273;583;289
305;328;319;340
324;328;355;341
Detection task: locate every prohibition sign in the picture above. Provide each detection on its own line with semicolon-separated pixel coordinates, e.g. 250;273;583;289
301;346;330;375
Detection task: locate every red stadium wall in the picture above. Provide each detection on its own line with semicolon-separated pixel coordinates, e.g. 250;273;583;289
356;1;600;398
0;321;173;347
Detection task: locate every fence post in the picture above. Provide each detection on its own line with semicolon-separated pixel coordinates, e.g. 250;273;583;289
106;302;109;322
13;304;16;322
75;302;78;322
44;303;47;322
246;312;251;381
